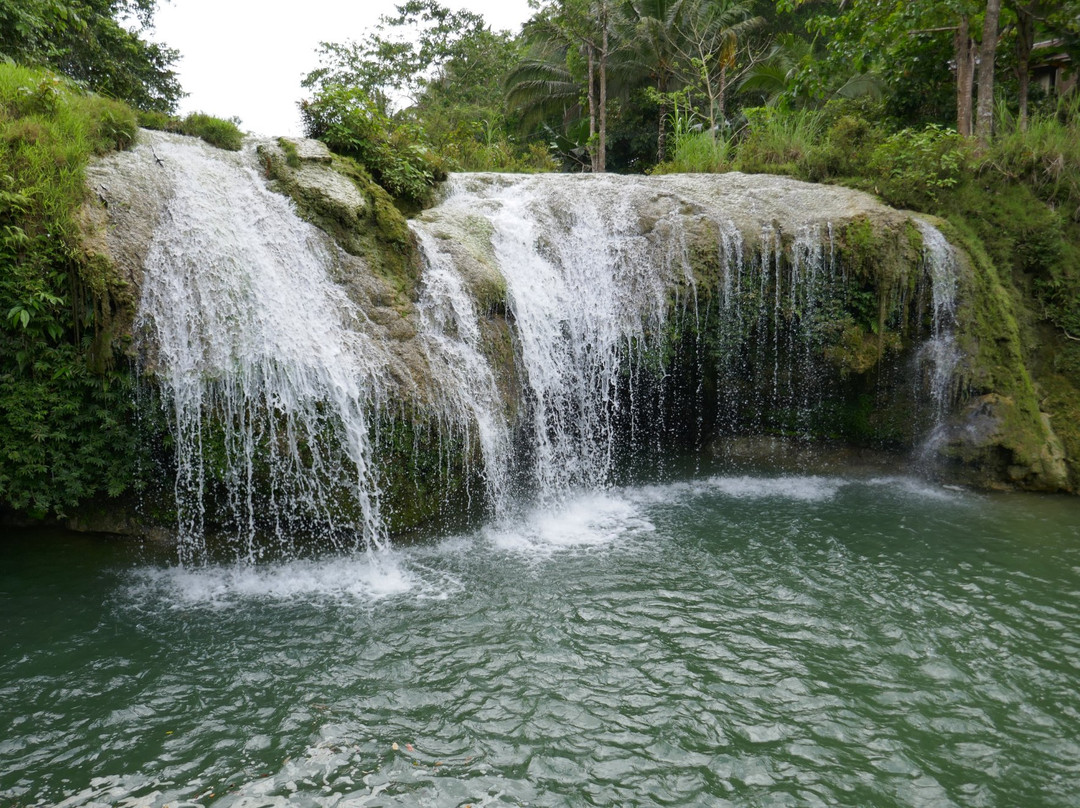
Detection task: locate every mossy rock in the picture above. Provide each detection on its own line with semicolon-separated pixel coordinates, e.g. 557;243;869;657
257;138;419;309
931;217;1072;491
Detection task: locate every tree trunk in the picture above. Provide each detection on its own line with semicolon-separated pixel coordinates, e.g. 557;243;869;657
587;44;597;172
718;65;728;131
596;3;604;173
975;0;1003;143
597;4;608;173
1016;2;1035;131
955;15;975;137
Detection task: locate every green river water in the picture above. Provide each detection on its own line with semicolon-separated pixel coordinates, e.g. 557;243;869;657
3;473;1079;807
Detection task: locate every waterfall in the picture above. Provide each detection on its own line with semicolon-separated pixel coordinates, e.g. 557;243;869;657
413;175;687;506
123;137;967;552
913;217;962;455
414;174;966;505
414;229;512;514
136;136;389;562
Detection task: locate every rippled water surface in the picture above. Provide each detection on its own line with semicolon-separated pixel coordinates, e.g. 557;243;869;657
3;475;1080;807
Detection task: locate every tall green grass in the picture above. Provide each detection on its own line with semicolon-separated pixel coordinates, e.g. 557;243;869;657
650;95;735;174
651;105;825;176
735;106;825;175
987;96;1080;218
657;130;734;173
138;109;245;151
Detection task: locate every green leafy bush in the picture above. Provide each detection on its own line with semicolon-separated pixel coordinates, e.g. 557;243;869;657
866;124;969;208
801;112;883;182
434;119;557;172
300;84;447;206
177;112;244;150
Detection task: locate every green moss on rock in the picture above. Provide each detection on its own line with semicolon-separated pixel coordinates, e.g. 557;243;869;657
935;217;1070;491
257;139;419;309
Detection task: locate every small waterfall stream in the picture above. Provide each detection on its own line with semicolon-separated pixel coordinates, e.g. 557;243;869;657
414;229;512;514
464;175;675;498
913;217;962;456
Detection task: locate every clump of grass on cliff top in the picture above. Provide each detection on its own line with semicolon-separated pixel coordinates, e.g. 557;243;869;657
138;109;244;150
0;63;144;519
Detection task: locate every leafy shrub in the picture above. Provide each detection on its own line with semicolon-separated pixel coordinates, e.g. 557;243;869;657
81;97;138;153
300;84;447;206
178;112;244;150
866;124;969;208
435;120;557;172
802;113;883;181
136;109;173;130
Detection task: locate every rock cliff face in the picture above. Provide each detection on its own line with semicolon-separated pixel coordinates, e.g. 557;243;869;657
83;129;1074;544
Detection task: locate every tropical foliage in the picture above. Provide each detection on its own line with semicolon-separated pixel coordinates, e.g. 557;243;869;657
299;0;1079;174
302;0;556;182
0;0;181;112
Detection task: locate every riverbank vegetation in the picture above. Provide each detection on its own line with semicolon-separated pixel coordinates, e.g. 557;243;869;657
0;64;144;518
0;1;249;521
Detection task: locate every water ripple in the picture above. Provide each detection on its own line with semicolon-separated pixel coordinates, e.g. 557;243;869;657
2;477;1079;806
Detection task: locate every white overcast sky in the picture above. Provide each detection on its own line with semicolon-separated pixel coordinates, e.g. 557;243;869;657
149;0;536;137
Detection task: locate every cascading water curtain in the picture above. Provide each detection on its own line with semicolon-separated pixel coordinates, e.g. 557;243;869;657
913;217;962;455
136;135;390;562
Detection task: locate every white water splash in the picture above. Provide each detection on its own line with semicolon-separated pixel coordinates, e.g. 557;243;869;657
483;491;656;555
123;552;451;607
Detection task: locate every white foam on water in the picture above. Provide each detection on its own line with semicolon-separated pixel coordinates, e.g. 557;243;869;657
630;475;846;504
483;491;655;555
123;551;456;608
865;476;963;502
52;774;179;808
627;474;970;511
702;475;847;501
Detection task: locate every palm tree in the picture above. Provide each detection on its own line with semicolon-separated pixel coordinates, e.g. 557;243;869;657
506;0;626;172
738;34;813;107
669;0;762;132
739;34;883;109
625;0;689;162
505;40;582;130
